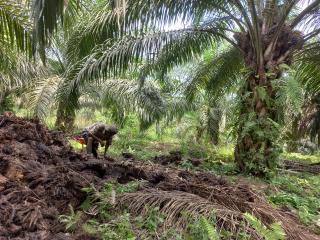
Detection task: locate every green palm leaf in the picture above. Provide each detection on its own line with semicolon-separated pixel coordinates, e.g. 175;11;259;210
294;44;320;95
0;0;32;52
185;47;243;102
138;16;236;83
26;76;63;119
31;0;83;59
67;28;219;88
66;0;233;58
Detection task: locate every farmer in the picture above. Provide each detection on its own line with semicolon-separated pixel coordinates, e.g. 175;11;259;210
81;122;118;158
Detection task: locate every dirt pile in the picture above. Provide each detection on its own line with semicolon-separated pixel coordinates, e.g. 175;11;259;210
153;150;183;165
0;116;319;240
0;116;106;239
153;151;203;166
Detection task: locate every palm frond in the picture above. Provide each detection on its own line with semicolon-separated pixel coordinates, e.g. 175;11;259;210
86;79;195;130
118;189;218;228
274;70;304;126
31;0;83;59
63;0;85;32
100;80;166;126
138;14;239;82
291;0;320;28
118;189;266;238
185;47;243;102
294;49;320;95
0;0;32;53
65;2;118;61
66;0;234;60
276;72;304;113
67;29;218;88
0;46;46;91
123;0;230;29
26;76;62;119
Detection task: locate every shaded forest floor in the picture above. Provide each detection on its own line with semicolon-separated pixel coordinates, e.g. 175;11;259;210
0;116;319;239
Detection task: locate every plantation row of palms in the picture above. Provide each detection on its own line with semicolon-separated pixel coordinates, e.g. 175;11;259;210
0;0;320;176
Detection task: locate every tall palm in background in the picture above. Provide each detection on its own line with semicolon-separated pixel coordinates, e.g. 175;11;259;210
65;0;320;176
0;0;83;113
0;0;33;110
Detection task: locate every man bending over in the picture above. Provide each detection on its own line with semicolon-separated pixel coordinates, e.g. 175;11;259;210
82;122;118;158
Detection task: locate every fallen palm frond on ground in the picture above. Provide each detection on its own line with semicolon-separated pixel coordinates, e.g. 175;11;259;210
0;116;319;239
118;189;259;238
282;160;320;174
113;162;319;240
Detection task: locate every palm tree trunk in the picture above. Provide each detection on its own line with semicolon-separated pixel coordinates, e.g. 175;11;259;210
55;102;76;132
155;121;161;137
55;103;64;129
234;73;280;177
207;107;222;145
232;17;304;176
287;114;301;152
0;91;6;113
0;91;12;113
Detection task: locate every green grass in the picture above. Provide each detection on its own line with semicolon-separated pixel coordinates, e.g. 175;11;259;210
281;152;320;164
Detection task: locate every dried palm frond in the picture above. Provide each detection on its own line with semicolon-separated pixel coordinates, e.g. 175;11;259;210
112;160;318;240
119;190;216;227
118;189;260;238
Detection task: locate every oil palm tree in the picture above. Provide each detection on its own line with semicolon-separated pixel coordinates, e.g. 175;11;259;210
0;0;84;114
66;0;320;176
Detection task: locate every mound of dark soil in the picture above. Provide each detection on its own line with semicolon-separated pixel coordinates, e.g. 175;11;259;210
0;116;319;240
153;151;203;167
153;150;183;165
0;116;106;239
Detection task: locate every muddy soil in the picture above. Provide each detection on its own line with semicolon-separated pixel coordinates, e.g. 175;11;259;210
0;116;319;240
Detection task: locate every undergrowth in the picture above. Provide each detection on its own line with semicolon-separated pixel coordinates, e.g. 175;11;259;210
267;173;320;227
59;180;291;240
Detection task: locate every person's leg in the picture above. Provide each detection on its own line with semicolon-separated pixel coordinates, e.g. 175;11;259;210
92;141;99;158
86;137;93;154
92;148;98;158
